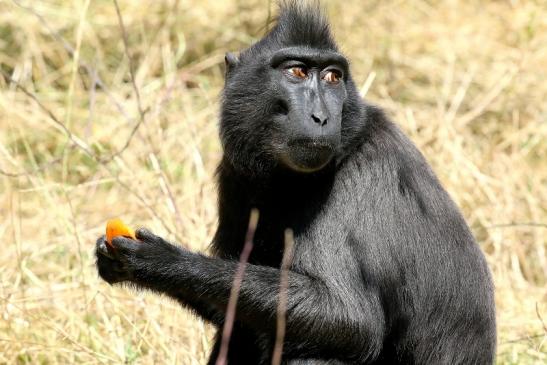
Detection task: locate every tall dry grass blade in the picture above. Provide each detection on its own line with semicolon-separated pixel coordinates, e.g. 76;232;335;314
109;0;148;163
216;208;260;365
271;228;295;365
12;0;133;123
1;1;546;362
112;0;144;119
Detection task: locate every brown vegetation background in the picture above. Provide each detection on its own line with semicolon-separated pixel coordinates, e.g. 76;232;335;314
1;0;546;363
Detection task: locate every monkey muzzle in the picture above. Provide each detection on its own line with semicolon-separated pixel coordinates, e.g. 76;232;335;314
281;138;335;173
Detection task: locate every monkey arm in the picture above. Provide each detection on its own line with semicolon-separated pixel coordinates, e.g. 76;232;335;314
164;255;384;358
95;235;224;327
99;230;385;360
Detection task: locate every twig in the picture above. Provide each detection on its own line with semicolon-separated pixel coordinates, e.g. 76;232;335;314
0;69;94;157
2;1;222;179
486;222;547;229
216;209;260;365
0;152;67;178
112;0;145;121
1;74;176;238
94;0;150;164
1;1;151;177
0;296;118;362
13;0;133;122
0;70;117;177
359;71;376;98
113;175;178;239
536;303;547;334
148;153;185;240
272;229;295;365
457;67;517;126
501;333;546;344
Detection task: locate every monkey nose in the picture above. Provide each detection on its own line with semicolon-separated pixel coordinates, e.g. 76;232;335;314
311;113;328;126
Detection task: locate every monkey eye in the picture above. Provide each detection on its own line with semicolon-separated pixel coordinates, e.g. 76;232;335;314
286;66;308;79
323;70;342;84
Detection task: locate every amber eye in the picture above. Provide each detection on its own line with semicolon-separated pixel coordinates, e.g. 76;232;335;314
323;70;341;84
287;66;308;79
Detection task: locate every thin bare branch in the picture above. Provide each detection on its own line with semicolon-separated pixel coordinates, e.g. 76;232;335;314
12;0;133;122
501;333;546;345
216;209;260;365
272;229;295;365
112;0;144;120
2;1;149;175
0;152;66;177
0;69;94;157
536;303;547;334
486;222;547;229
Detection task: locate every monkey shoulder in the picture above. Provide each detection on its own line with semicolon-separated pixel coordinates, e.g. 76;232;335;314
324;116;480;268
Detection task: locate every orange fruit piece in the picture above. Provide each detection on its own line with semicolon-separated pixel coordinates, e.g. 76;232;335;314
105;218;136;248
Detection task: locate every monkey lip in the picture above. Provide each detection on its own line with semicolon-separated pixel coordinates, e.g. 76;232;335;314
288;138;333;149
282;138;335;172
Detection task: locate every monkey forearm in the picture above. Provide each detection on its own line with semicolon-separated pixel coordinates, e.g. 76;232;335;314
132;250;309;320
131;250;382;355
173;296;225;326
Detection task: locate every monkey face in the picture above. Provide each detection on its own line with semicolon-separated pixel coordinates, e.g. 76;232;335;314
221;46;353;176
268;47;348;173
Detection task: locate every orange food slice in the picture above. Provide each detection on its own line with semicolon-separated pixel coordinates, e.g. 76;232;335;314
105;218;136;248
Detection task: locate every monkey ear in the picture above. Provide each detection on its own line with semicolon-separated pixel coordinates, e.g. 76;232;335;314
224;52;240;75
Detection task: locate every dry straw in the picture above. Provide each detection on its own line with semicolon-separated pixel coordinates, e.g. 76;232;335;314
0;0;545;363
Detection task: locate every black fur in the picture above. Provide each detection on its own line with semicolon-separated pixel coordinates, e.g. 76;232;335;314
96;2;496;364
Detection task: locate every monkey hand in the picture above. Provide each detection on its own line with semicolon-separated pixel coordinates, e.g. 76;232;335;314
95;228;184;285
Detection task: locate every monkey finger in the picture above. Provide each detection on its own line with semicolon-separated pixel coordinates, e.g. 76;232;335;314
96;235;106;245
135;227;161;243
96;256;130;284
111;236;139;254
97;252;124;271
96;236;116;259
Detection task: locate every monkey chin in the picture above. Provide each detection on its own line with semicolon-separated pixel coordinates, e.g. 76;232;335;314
279;139;335;173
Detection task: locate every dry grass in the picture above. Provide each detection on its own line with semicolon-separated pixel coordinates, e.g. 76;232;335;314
0;0;546;363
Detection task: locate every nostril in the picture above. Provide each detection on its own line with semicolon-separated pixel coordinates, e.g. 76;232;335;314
311;114;328;126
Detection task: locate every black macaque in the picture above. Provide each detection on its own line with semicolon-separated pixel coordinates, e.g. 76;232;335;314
96;2;496;364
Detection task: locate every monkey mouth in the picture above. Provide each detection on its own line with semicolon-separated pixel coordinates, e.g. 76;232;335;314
281;138;335;173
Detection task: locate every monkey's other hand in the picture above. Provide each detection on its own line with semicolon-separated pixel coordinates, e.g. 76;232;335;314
95;228;184;285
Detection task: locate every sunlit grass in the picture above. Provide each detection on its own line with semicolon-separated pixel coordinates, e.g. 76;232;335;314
1;0;546;363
